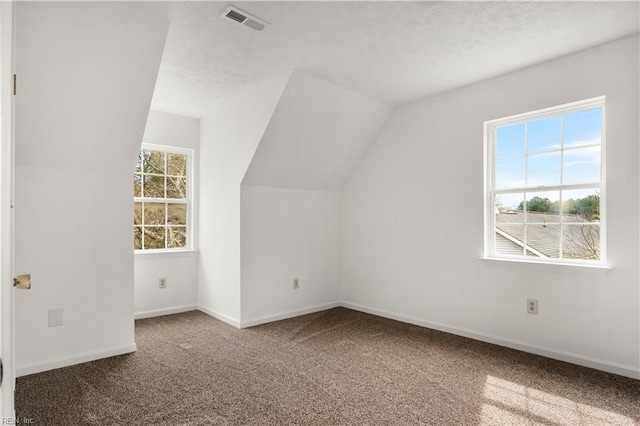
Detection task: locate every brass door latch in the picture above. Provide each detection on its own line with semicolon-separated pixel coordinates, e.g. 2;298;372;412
13;274;31;289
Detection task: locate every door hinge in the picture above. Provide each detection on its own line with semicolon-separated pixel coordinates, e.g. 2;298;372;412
13;74;16;96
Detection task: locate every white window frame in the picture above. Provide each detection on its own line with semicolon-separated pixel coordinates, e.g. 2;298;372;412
483;96;607;266
134;143;194;253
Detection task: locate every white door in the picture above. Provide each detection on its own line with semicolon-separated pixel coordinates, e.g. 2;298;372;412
0;0;14;419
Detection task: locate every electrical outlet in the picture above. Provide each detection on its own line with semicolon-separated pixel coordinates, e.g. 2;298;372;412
293;278;299;290
527;298;538;315
159;278;167;289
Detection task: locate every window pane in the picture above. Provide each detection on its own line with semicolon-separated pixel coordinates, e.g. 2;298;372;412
167;153;187;176
527;116;561;153
562;189;600;222
168;203;187;225
495;156;525;190
563;224;600;260
525;191;559;223
525;223;560;258
134;226;142;250
143;175;165;198
144;226;165;249
143;150;165;174
144;202;166;225
495;193;524;215
166;176;187;199
496;123;525;157
495;224;525;256
564;108;601;148
135;147;191;251
168;227;187;248
134;174;142;197
563;146;600;185
527;151;560;186
134;202;142;225
488;100;604;264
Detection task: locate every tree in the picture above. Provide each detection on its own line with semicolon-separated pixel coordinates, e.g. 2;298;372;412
563;218;600;260
518;196;553;213
565;194;599;221
563;194;601;260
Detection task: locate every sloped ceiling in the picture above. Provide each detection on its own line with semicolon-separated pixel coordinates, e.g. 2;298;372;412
15;2;169;175
242;72;392;191
150;1;639;119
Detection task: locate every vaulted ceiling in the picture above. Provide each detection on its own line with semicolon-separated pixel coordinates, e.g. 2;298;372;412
148;1;639;119
242;71;392;191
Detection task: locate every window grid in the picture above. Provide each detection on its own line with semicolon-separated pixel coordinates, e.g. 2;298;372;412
134;145;192;251
486;97;605;264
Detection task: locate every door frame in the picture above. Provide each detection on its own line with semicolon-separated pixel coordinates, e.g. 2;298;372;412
0;0;15;419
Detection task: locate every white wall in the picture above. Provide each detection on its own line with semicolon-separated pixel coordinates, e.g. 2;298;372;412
134;252;198;319
240;186;341;326
238;72;390;327
198;73;291;326
243;71;392;191
134;111;200;318
340;35;640;378
14;2;168;375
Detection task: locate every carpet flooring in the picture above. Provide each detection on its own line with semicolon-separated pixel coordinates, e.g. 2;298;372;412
15;307;640;425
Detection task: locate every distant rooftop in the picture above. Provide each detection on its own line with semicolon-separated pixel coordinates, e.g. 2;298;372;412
495;211;599;260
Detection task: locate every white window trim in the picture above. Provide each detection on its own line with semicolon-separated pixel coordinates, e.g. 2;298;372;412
134;143;195;253
483;96;608;267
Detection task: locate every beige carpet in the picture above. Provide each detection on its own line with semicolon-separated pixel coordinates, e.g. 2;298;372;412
15;308;640;425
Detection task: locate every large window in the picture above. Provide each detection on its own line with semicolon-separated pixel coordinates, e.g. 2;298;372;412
134;144;192;251
484;97;605;264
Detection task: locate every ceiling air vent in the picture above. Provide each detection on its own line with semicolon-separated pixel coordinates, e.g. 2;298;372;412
221;5;269;32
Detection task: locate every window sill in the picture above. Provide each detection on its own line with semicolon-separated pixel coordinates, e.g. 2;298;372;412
478;256;612;275
134;249;198;260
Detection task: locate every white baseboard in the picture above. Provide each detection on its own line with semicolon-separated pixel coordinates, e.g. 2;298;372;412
17;303;637;380
241;302;340;328
135;304;197;320
197;305;241;328
341;301;640;380
17;343;137;378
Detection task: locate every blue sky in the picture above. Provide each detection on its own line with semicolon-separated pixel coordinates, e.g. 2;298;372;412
494;107;602;210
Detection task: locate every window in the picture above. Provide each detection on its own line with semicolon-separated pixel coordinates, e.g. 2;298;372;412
484;97;605;264
134;144;192;251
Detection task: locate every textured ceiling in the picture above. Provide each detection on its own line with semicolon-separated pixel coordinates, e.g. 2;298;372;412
149;1;640;119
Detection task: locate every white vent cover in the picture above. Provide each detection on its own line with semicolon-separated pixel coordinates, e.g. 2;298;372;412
221;5;269;32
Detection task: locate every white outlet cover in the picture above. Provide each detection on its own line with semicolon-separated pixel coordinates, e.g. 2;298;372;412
48;308;63;327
